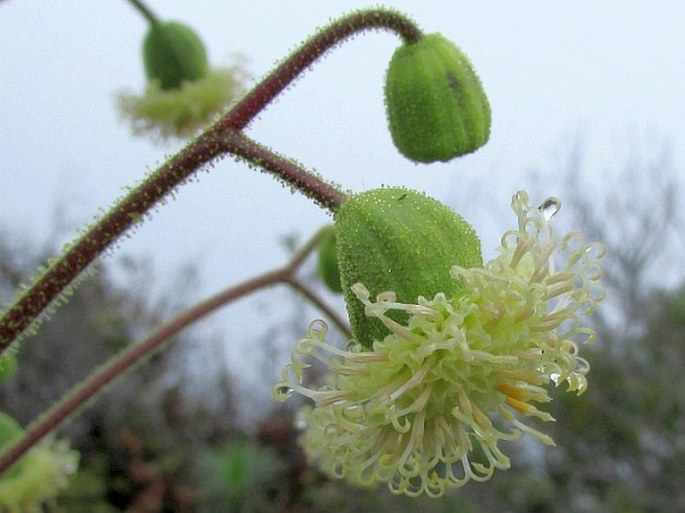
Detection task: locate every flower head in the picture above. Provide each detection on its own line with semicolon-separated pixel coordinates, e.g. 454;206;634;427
117;63;248;140
0;412;79;512
274;191;604;497
117;19;249;140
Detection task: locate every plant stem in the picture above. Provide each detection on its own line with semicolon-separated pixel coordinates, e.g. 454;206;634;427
0;7;423;353
286;277;348;332
0;233;349;475
219;130;346;212
126;0;160;26
0;135;223;352
217;8;423;131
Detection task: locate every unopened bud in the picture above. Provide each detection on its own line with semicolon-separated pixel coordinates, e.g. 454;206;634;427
385;33;490;163
143;21;208;90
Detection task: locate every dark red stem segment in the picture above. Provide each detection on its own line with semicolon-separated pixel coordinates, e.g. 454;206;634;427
220;131;346;212
219;8;423;130
0;135;223;351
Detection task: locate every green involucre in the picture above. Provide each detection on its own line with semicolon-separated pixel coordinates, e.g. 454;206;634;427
385;33;491;163
143;21;208;90
334;187;482;348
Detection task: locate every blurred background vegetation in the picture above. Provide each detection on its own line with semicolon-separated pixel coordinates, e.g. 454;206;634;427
0;140;683;512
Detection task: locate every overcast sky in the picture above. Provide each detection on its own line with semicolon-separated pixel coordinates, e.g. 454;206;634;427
1;1;684;404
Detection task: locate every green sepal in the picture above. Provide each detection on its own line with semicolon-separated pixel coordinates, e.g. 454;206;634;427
317;227;343;294
385;33;491;163
335;187;482;348
143;21;208;90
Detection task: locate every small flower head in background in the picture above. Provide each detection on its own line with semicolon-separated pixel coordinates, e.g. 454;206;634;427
0;412;79;512
117;20;249;141
274;190;605;497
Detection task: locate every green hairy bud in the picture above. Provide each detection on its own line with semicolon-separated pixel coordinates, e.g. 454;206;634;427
334;187;482;347
143;21;209;90
385;33;491;163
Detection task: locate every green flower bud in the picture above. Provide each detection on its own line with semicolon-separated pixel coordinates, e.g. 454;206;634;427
143;21;208;90
0;352;17;384
317;227;343;294
334;187;482;347
120;23;247;140
385;33;491;163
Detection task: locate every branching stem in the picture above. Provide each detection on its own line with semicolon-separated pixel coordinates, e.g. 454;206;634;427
0;7;422;354
0;228;349;474
219;130;346;212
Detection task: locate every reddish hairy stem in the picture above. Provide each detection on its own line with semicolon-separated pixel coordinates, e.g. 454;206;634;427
220;130;346;212
0;135;224;351
0;8;422;352
286;277;348;333
218;8;423;130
